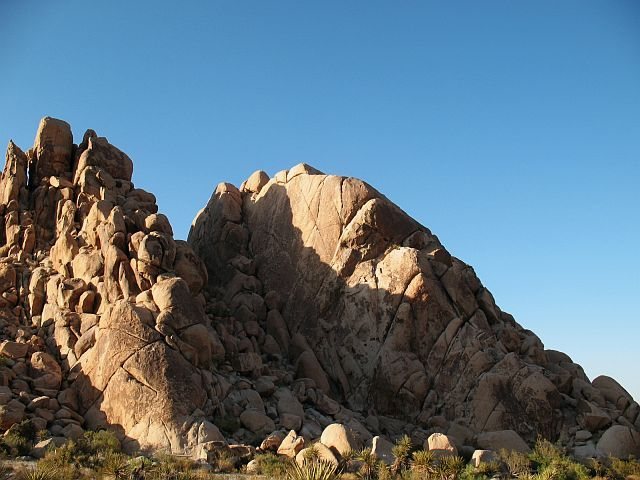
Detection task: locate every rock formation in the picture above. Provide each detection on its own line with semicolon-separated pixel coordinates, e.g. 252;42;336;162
0;117;638;460
189;164;640;458
0;118;223;453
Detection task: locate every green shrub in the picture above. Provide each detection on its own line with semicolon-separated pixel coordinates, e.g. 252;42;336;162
606;456;640;480
499;448;531;477
1;420;37;456
252;453;290;477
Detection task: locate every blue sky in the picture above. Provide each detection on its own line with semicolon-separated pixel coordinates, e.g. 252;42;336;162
1;1;639;399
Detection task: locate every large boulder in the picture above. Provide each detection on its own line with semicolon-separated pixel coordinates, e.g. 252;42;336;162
596;425;640;458
320;423;362;457
476;430;530;454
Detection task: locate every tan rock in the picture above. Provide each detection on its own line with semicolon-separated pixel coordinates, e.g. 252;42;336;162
425;432;458;456
277;430;305;457
320;423;362;457
32;117;73;185
241;170;270;194
296;442;339;467
471;450;497;467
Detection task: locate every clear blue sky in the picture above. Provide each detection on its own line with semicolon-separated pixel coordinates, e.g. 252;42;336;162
2;1;639;400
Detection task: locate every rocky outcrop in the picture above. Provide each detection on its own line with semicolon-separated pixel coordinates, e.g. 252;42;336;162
189;164;640;456
1;118;638;459
0;118;222;453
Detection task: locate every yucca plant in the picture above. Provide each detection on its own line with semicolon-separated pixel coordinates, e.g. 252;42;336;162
411;449;436;476
434;455;465;480
355;448;378;480
286;459;339;480
391;434;413;475
377;462;392;480
17;467;57;480
100;451;131;479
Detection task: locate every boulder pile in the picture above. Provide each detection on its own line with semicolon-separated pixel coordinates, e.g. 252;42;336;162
189;164;640;459
0;117;637;461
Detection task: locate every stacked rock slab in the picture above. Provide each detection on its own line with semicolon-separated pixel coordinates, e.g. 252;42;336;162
0;118;225;453
189;164;640;457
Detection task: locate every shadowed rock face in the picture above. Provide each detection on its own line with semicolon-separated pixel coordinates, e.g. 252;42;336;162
189;164;640;454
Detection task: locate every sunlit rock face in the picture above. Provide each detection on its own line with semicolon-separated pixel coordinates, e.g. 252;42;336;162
0;117;637;459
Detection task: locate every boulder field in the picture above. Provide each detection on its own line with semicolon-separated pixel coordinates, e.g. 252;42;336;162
0;117;636;460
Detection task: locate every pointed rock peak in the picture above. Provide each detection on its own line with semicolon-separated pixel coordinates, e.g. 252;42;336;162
240;170;270;194
286;162;324;181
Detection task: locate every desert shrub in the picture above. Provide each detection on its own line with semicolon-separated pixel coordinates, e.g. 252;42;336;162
499;448;531;477
1;420;37;456
251;452;290;477
528;439;589;480
208;449;236;473
286;458;338;480
100;451;131;479
38;440;79;470
530;438;564;470
78;430;121;455
606;456;640;480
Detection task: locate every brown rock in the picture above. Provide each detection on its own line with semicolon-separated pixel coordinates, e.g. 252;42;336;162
476;430;530;453
0;341;28;359
30;351;62;392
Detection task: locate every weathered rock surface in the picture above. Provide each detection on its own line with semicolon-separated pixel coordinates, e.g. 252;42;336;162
0;118;219;454
189;164;640;452
0;118;637;459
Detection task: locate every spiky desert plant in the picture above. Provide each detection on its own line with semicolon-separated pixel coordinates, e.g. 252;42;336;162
286;459;339;480
355;447;378;480
411;449;436;476
303;444;321;462
377;462;392;480
100;451;131;479
391;434;413;475
434;455;465;480
17;467;57;480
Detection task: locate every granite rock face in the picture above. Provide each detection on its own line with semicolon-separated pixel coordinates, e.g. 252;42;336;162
189;165;640;457
0;118;220;453
1;118;638;459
